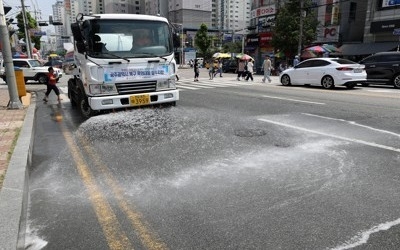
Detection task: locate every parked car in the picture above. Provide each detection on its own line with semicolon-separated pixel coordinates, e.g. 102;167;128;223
62;49;76;75
222;60;238;73
279;58;366;89
43;59;63;69
0;58;62;84
359;51;400;88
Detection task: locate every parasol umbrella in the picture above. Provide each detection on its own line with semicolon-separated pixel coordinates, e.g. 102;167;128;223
304;45;329;53
212;52;231;58
274;51;285;58
301;50;317;58
236;53;254;61
322;44;341;53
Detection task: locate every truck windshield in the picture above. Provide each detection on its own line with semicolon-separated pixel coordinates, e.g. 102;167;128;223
88;19;173;58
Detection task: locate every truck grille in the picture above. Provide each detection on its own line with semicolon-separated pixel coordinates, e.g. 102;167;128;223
115;81;157;95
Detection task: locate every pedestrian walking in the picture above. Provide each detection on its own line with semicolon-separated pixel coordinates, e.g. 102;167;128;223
261;55;273;83
194;58;199;82
209;60;218;80
214;60;223;77
175;64;180;81
237;59;245;81
43;67;62;103
245;59;254;82
293;55;300;66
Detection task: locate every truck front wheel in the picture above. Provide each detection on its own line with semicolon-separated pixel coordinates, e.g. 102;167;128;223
78;92;98;118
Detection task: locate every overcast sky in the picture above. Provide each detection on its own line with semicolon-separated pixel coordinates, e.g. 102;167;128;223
5;0;55;21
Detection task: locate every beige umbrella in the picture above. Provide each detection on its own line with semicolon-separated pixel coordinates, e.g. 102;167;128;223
213;52;231;58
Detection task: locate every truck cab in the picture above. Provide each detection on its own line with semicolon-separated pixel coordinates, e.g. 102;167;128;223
68;13;179;118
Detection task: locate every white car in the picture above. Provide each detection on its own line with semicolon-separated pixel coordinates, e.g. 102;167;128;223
0;59;62;84
280;58;366;89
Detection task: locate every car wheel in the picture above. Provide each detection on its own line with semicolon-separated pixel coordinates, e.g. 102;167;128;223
393;74;400;88
321;76;334;89
281;74;291;86
346;82;356;89
37;74;48;84
361;82;369;87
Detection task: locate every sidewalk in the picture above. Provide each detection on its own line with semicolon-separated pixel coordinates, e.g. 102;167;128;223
0;86;31;188
0;83;35;249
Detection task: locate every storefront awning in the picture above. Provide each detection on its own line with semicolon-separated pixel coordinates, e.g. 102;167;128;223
339;42;399;56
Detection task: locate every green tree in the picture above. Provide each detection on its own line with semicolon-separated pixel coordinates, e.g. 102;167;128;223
271;0;319;58
194;23;212;58
16;11;41;51
222;41;242;53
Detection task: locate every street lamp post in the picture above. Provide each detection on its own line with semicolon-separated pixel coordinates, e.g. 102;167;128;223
297;0;304;56
21;0;33;58
181;24;184;67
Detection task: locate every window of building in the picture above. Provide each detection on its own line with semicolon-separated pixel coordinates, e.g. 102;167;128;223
349;2;357;21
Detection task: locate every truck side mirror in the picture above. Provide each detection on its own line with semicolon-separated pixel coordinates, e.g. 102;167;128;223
76;42;85;53
71;23;83;42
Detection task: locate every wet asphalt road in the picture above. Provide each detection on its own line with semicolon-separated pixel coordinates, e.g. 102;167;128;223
25;71;400;249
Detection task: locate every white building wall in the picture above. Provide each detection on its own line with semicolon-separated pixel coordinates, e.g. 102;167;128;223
103;0;141;14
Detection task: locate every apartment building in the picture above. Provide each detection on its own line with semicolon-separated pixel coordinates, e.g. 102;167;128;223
104;0;143;14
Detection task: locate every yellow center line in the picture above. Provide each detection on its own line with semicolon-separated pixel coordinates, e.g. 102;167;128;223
56;117;133;250
77;133;168;250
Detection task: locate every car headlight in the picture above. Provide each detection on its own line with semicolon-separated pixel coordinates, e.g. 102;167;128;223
89;84;116;94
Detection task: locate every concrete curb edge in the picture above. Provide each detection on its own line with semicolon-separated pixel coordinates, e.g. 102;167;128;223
0;93;36;249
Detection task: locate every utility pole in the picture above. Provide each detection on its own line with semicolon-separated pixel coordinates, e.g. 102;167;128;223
0;0;23;108
181;24;184;67
21;0;33;58
297;0;304;56
241;1;246;54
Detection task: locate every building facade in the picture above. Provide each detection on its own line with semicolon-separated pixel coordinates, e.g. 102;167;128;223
45;0;400;59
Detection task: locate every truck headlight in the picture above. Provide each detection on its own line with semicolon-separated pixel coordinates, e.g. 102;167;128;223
89;84;116;94
157;79;175;90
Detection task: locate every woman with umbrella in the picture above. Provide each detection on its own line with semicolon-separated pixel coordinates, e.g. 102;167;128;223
236;59;246;81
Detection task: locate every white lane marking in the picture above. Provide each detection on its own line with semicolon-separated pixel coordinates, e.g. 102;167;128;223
179;82;214;88
257;118;400;153
366;89;397;93
330;218;400;250
262;95;326;105
303;113;400;138
177;85;200;90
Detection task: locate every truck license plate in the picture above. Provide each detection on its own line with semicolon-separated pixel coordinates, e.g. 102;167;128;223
130;94;150;106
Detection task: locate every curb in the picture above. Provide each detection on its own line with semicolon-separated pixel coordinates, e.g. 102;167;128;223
0;93;36;249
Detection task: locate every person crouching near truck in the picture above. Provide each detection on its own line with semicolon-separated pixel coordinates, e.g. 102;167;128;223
43;67;62;103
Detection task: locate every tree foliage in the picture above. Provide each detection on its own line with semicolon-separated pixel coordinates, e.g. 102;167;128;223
194;23;212;58
222;41;242;53
16;12;41;50
271;0;319;57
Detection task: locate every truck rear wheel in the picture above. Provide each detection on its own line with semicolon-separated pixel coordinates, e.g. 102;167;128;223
78;92;97;118
67;79;77;107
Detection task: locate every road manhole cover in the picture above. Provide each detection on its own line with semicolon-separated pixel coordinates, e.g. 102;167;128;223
234;128;267;137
